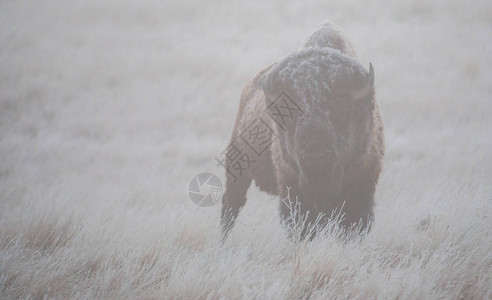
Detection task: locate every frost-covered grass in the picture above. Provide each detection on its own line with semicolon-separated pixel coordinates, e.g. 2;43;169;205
1;0;491;298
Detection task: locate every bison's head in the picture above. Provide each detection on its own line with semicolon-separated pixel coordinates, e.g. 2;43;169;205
262;48;376;229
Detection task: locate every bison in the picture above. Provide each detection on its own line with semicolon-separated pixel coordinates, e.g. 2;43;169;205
220;22;384;241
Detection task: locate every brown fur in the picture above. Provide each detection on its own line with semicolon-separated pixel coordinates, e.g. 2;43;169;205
221;23;384;240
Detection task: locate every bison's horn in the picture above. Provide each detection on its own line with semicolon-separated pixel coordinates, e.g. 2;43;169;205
260;63;278;97
369;63;374;89
261;73;273;96
352;63;375;101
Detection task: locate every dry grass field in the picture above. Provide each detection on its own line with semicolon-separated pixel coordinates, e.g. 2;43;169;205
1;0;491;298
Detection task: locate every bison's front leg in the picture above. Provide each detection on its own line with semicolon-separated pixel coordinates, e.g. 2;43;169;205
338;178;376;235
220;171;252;241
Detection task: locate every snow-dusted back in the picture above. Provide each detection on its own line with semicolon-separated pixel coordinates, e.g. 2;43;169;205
263;47;371;112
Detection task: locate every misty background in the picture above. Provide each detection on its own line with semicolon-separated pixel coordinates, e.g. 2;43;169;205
0;0;491;298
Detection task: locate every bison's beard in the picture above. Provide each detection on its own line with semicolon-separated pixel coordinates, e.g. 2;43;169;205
298;168;343;213
285;164;372;241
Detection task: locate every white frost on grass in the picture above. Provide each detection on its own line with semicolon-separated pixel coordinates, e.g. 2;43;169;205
1;0;491;298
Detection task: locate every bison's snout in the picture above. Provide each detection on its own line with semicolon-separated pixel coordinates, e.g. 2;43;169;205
296;120;337;170
297;150;332;179
296;135;336;178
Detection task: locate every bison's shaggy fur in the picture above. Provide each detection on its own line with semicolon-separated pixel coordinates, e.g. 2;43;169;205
221;22;384;240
